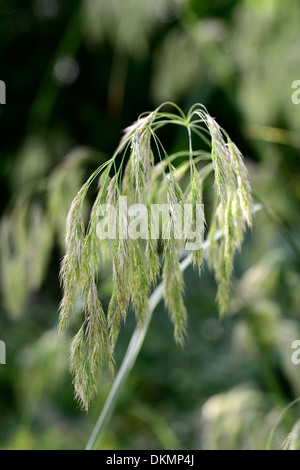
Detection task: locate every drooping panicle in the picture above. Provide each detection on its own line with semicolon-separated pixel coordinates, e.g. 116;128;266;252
59;103;254;410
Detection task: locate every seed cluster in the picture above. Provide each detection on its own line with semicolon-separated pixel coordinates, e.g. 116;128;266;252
59;103;253;409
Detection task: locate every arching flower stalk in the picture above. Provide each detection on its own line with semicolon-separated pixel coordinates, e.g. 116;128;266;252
59;103;253;410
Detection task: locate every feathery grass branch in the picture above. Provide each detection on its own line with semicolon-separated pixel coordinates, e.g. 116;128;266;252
59;102;254;411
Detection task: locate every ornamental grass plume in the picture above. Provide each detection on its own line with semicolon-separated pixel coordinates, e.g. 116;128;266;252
59;103;253;410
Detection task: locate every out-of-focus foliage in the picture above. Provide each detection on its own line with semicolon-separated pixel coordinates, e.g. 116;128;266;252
81;0;186;57
0;147;102;316
229;0;300;131
198;385;275;450
0;0;300;450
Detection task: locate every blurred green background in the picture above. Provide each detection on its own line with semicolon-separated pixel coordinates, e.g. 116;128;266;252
1;0;300;450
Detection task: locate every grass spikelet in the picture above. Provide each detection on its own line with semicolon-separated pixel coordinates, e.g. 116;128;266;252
210;193;249;314
216;199;235;314
207;200;234;314
204;114;234;203
111;238;131;319
70;278;113;410
85;166;112;273
216;261;231;316
85;280;114;374
129;240;150;324
130;127;154;201
59;263;77;332
166;174;185;241
120;111;156;149
122;157;135;203
59;187;87;332
197;112;253;314
206;204;219;270
69;324;89;409
224;199;235;279
226;137;253;227
189;168;205;274
108;288;122;350
162;176;187;343
145;237;160;286
163;236;187;346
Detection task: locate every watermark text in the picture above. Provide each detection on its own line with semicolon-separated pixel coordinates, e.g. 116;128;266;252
0;80;6;104
0;340;6;365
95;197;205;251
